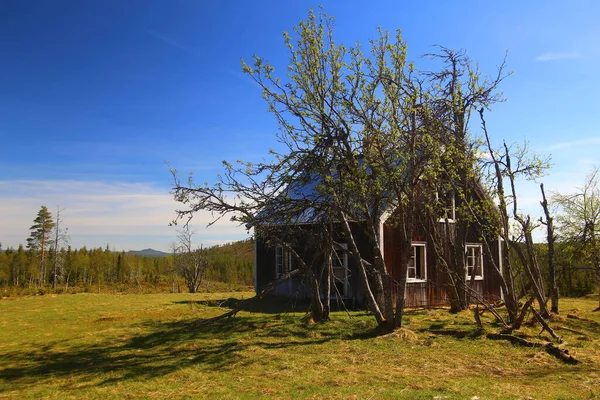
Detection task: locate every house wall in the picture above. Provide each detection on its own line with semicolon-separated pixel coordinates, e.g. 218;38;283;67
383;222;447;307
255;217;503;309
254;224;369;307
254;233;312;298
254;234;274;294
346;222;371;306
383;221;503;307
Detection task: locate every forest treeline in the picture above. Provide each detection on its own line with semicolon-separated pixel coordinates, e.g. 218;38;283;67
532;243;595;297
0;239;254;295
1;237;594;298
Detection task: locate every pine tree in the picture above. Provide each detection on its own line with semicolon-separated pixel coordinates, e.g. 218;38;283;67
27;206;55;287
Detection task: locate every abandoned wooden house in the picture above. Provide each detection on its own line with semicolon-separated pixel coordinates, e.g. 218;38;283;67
253;175;503;309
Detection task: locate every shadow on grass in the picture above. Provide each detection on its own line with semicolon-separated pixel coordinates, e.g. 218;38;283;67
0;305;365;392
566;315;600;336
2;297;587;394
426;328;486;339
173;295;313;315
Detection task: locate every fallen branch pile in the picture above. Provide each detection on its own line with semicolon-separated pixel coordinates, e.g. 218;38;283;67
487;333;578;364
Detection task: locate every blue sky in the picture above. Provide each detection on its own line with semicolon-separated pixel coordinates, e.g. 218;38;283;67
1;1;599;251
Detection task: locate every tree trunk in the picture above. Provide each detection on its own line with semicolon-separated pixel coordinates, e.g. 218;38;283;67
309;269;326;322
323;249;332;320
540;183;559;313
40;235;46;288
366;217;395;324
52;208;61;290
339;212;386;325
393;246;411;328
511;229;550;318
595;256;600;310
64;270;71;292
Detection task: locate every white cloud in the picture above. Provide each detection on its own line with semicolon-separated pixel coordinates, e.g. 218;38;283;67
535;52;583;61
0;180;248;252
540;137;600;151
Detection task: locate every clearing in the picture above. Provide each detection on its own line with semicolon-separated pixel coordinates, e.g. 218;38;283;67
1;292;599;399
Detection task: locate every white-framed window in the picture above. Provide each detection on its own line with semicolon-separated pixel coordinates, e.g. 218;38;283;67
275;245;294;277
275;245;284;276
466;244;484;280
407;243;427;282
332;243;349;297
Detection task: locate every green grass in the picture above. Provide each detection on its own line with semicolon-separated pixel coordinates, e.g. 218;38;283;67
1;293;599;399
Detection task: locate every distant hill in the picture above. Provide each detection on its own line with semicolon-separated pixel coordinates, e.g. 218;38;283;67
125;240;254;285
127;248;170;258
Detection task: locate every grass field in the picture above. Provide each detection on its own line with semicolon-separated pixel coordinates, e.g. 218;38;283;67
1;292;599;399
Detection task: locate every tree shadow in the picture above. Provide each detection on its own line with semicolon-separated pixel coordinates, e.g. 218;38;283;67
173;295;311;315
566;315;600;336
2;303;590;396
425;328;486;339
0;311;360;394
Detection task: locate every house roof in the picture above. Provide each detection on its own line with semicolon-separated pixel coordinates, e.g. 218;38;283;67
254;173;334;226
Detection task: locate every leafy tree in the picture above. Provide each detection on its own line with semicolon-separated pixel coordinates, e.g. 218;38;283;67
553;166;600;308
545;241;594;297
26;206;55;287
0;246;9;287
10;245;28;287
171;10;508;328
0;239;251;292
417;48;507;314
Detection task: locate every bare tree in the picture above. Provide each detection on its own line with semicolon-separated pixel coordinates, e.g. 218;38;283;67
479;110;552;325
51;207;69;290
172;225;209;293
540;183;559;313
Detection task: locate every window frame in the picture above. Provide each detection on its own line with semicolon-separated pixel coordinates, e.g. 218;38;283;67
465;244;484;281
332;243;349;297
275;245;284;277
275;244;294;277
407;242;427;283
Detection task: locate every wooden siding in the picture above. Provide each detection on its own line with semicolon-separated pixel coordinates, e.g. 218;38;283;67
255;234;312;299
254;219;503;309
254;224;367;305
396;282;449;308
383;221;503;307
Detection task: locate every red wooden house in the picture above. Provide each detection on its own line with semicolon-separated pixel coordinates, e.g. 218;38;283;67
253;177;503;308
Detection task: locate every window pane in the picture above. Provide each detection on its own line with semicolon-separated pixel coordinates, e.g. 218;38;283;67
407;245;426;280
466;245;482;279
276;246;284;275
332;244;347;269
331;244;348;297
415;247;422;278
333;251;343;268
